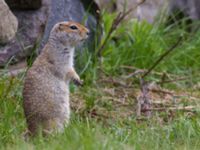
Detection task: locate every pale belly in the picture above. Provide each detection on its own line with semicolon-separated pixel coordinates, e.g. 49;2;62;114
38;78;71;131
53;80;70;123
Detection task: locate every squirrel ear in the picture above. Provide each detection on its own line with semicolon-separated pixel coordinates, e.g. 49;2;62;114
58;24;65;31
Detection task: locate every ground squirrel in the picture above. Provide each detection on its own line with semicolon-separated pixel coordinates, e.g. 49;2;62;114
23;21;89;136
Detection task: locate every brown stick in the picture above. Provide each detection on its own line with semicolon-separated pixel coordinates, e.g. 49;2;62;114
120;65;180;78
100;78;133;88
157;76;190;84
142;37;182;78
143;106;197;112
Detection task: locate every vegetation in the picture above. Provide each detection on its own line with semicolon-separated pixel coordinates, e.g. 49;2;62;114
1;11;200;150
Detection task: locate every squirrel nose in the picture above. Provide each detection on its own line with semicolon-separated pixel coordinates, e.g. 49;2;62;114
86;31;90;36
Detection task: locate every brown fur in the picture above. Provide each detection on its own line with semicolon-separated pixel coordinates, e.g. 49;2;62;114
23;21;89;136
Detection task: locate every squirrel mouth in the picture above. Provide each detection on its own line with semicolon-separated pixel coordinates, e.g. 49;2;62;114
82;36;88;41
80;35;88;42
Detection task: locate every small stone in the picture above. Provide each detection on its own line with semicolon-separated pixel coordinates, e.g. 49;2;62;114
0;0;18;44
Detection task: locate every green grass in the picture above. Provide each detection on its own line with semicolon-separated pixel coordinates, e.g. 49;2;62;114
1;12;200;150
0;77;200;150
1;82;200;150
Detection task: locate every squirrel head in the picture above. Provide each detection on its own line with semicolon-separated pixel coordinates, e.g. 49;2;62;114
49;21;89;47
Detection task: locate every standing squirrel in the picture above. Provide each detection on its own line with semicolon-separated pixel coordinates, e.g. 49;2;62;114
23;21;89;136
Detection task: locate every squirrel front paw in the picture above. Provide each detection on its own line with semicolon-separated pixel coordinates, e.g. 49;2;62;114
72;77;83;86
67;68;83;86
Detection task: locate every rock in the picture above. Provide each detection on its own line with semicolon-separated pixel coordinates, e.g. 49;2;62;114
0;0;18;44
0;0;49;66
5;0;42;10
95;0;168;23
95;0;200;23
136;0;168;23
0;0;100;66
169;0;200;20
95;0;116;12
39;0;100;53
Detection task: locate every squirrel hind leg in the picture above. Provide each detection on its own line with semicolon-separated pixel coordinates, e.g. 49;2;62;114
25;119;54;137
24;119;64;138
42;118;65;135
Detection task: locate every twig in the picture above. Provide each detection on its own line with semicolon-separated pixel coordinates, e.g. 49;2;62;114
120;65;179;78
121;65;200;86
157;76;190;84
132;37;181;118
123;70;145;78
142;37;182;78
0;68;27;77
100;78;133;88
102;96;131;106
151;100;171;105
97;0;146;57
143;106;197;112
0;61;27;77
150;88;174;95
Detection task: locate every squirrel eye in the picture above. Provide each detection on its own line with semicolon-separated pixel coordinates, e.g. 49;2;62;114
70;25;78;30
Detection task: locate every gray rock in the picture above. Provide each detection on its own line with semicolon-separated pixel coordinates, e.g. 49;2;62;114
0;0;100;66
95;0;200;22
95;0;167;23
39;0;100;53
0;0;49;66
5;0;42;10
0;0;18;44
169;0;200;20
